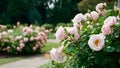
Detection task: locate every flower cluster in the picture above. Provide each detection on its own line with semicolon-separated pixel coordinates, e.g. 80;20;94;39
50;3;120;68
0;24;49;54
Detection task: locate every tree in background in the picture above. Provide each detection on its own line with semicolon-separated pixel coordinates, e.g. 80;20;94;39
0;0;9;24
46;0;81;25
78;0;118;13
0;0;81;25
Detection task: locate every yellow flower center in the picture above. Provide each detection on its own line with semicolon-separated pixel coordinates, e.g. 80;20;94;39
94;39;99;46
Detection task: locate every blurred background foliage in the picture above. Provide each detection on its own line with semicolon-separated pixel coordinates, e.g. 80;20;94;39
0;0;118;26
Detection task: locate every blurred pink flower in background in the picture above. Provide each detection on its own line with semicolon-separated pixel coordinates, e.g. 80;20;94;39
74;33;80;41
8;29;13;34
17;47;21;52
20;42;25;49
15;36;22;40
30;36;34;41
24;37;29;42
33;47;37;51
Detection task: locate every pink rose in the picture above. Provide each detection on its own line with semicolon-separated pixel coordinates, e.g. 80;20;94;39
85;13;91;19
24;37;29;42
55;26;66;40
66;27;78;35
104;16;117;26
100;10;106;16
90;11;99;21
101;25;111;35
72;13;83;23
74;33;80;41
30;36;34;41
33;47;37;51
17;47;21;52
96;3;106;12
20;43;25;49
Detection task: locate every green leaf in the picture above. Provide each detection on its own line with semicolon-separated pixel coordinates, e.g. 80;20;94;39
119;59;120;64
105;46;115;52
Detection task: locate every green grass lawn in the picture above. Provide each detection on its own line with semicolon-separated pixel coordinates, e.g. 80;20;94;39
48;32;56;39
42;42;61;53
0;57;23;65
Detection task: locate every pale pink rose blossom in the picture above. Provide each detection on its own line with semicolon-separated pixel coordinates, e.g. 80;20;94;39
30;36;34;41
104;16;117;26
30;25;33;28
101;25;111;35
6;46;10;50
35;44;39;48
13;26;16;28
66;27;78;35
72;13;83;23
17;21;20;26
73;22;78;28
88;34;105;51
87;25;93;29
33;47;37;51
82;15;87;21
55;26;66;40
50;47;66;63
19;40;24;43
90;11;99;21
96;3;106;12
73;22;82;30
23;27;33;35
24;37;29;42
17;47;21;52
44;30;50;35
0;35;2;39
8;30;13;34
74;33;80;41
15;36;22;40
20;43;25;49
2;31;7;36
35;36;40;41
3;40;9;42
85;13;91;19
100;9;106;16
37;42;43;47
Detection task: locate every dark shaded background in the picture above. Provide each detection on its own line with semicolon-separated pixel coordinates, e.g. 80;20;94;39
0;0;117;25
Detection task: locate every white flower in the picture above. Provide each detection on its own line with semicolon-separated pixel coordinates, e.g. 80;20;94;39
88;34;105;51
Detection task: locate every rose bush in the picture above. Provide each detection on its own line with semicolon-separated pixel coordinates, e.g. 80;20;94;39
0;24;49;54
50;3;120;68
